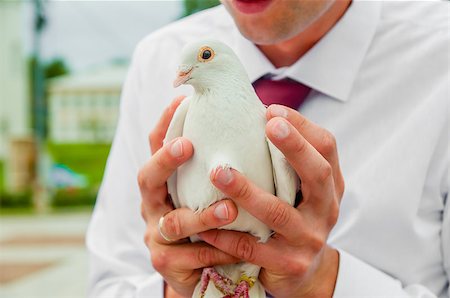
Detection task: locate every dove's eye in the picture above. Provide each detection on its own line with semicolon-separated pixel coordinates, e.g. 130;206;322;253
202;50;211;60
198;47;214;62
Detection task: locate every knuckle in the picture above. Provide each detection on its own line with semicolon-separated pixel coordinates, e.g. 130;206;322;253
137;167;148;189
164;212;183;239
148;131;156;147
155;153;168;171
266;201;291;230
197;246;214;267
309;233;326;253
140;202;147;221
316;162;333;185
211;229;221;245
155;150;177;173
235;236;256;262
319;131;337;157
159;144;180;170
292;137;308;156
143;228;152;246
286;258;307;276
294;114;308;130
327;200;340;228
236;182;253;201
151;251;168;272
148;131;156;146
199;210;214;229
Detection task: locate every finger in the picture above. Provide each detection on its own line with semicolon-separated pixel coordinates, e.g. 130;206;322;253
199;229;287;272
149;95;186;154
266;104;338;164
151;242;239;297
140;190;177;225
151;242;239;274
210;167;303;241
138;137;193;212
265;117;336;211
156;200;238;243
267;105;344;196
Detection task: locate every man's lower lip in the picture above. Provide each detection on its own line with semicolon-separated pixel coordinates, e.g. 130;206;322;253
233;0;272;14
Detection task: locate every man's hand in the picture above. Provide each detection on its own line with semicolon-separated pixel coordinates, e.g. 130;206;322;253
138;96;239;298
199;104;345;297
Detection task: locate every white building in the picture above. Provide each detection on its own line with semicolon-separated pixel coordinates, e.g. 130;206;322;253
0;1;33;192
0;1;30;158
47;63;126;144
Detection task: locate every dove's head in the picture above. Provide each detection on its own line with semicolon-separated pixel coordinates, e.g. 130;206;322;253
174;39;247;90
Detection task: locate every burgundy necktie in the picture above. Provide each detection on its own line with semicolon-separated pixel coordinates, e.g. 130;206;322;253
252;75;311;110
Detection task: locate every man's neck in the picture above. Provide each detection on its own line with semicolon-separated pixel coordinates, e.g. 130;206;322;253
258;0;351;68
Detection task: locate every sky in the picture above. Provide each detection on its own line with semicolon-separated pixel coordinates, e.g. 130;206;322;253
23;1;184;72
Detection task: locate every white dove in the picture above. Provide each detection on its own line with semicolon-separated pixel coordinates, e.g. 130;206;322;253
165;39;297;298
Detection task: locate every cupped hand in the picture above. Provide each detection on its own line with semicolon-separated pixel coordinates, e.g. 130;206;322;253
199;104;345;297
138;96;239;297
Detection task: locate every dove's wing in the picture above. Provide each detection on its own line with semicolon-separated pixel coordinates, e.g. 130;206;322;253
267;138;298;206
164;97;191;208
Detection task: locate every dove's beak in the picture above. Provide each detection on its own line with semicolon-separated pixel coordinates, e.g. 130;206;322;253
173;67;193;88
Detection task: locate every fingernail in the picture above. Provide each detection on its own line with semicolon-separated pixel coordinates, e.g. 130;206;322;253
270;105;288;118
215;167;233;185
170;139;184;157
214;203;229;220
272;120;290;139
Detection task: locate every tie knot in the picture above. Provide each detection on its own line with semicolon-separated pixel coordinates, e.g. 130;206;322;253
252;76;311;110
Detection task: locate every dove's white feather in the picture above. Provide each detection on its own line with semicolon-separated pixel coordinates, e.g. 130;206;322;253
267;139;299;205
165;97;191;209
166;39;296;298
178;80;273;241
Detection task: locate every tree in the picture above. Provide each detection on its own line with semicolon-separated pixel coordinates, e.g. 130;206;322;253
182;0;220;17
27;56;70;136
44;58;70;79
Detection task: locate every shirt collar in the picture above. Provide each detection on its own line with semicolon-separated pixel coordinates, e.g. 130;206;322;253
234;32;275;83
233;1;381;102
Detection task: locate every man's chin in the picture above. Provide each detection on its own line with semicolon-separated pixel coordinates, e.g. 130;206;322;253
236;22;303;46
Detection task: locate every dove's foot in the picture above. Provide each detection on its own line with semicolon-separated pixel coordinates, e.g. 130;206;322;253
222;274;255;298
233;281;250;298
199;267;234;297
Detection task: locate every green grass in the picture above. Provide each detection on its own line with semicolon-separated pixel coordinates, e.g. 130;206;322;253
0;205;93;216
0;143;111;210
0;207;35;216
46;143;111;188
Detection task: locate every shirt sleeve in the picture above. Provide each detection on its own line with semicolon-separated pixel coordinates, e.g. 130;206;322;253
86;42;165;298
334;113;449;298
334;162;449;298
333;250;438;298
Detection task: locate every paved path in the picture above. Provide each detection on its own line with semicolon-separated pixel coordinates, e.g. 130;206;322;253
0;211;91;298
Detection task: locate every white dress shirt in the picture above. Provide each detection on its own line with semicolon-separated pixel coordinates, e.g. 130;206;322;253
86;2;449;297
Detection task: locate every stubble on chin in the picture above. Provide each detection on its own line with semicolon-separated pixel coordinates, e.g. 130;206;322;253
223;0;334;45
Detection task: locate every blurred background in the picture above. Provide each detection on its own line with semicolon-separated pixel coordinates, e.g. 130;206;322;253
0;1;219;297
